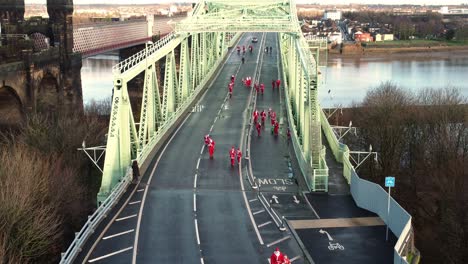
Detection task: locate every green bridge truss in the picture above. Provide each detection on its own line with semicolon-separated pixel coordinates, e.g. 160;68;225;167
98;0;329;203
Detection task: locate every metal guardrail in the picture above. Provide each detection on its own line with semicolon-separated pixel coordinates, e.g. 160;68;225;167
60;169;133;264
320;107;415;264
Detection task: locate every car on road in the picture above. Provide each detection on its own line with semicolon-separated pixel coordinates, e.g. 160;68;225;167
252;37;258;43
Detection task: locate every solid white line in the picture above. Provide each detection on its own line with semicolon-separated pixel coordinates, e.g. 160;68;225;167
249;198;258;202
303;191;320;219
253;209;265;215
133;113;192;264
137;189;144;192
196;158;201;170
193;193;197;212
88;247;133;263
115;214;137;222
128;201;141;205
200;145;204;154
103;229;135;240
266;235;291;248
194;173;198;189
258;221;272;228
290;256;301;262
195;219;201;245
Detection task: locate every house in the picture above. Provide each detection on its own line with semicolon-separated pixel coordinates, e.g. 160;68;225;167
375;33;394;42
354;31;372;42
323;10;342;21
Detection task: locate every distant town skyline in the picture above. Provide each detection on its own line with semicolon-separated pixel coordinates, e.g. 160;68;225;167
25;0;468;5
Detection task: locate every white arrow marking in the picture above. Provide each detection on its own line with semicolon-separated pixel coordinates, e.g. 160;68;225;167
271;195;279;204
319;229;334;241
293;195;300;204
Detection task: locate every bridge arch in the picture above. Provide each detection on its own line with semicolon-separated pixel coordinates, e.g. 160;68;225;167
0;86;24;126
29;32;51;52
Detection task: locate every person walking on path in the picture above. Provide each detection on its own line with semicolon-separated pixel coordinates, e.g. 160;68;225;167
256;122;262;137
208;140;215;159
228;82;233;98
276;79;281;89
253;109;259;124
270;111;277;126
273;120;279;136
260;83;265;95
260;110;266;125
271;79;275;90
270;248;285;264
230;146;236;167
237;148;242;165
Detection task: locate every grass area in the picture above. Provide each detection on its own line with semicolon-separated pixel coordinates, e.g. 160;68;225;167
365;39;468;48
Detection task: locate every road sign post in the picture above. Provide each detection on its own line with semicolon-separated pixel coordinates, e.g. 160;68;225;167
385;176;395;241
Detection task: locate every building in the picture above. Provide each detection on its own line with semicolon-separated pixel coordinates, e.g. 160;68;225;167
375;33;394;42
323;10;341;21
328;32;342;44
354;31;372;42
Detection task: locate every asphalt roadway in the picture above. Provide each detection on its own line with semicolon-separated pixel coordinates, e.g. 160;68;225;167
75;32;396;264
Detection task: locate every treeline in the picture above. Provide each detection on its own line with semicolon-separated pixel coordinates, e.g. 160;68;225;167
0;102;108;263
342;11;468;41
344;83;468;263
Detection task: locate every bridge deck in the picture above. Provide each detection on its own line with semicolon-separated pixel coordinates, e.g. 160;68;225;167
77;33;396;264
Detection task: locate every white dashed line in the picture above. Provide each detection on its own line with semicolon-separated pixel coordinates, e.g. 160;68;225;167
200;145;204;154
290;256;301;262
103;229;135;240
196;158;201;170
253;209;265;215
115;214;137;222
128;201;141;205
193;193;197;212
137;189;144;192
195;219;201;245
249;198;258;202
194;173;198;188
258;221;272;228
201;257;205;264
266;235;291;248
210;125;214;131
88;247;133;263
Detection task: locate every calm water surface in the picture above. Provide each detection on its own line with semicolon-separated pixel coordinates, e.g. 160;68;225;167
320;51;468;108
81;51;468;107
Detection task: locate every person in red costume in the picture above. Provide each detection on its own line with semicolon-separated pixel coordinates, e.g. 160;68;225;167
256;122;262;137
270;111;277;126
260;110;266;125
272;79;275;90
253;109;259;124
208;140;215;159
229;146;236;166
270;248;285;264
274;120;279;136
228;82;233;98
276;79;281;89
237;148;242;164
260;83;265;95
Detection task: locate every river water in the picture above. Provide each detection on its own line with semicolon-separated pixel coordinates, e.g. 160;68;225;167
81;51;468;107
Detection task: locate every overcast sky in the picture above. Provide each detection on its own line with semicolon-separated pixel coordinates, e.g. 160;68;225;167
25;0;467;5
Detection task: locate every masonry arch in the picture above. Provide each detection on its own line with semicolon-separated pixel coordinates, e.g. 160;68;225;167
29;32;51;52
0;86;23;126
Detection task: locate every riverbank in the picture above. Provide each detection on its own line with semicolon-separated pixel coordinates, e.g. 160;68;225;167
329;40;468;58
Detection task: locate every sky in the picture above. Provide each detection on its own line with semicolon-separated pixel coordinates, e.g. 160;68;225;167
25;0;467;5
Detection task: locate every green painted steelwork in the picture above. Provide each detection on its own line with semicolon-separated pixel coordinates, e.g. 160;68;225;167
98;0;329;202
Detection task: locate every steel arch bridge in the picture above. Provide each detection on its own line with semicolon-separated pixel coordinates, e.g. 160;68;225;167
98;0;328;203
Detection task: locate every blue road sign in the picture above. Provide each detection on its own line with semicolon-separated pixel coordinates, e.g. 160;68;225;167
385;177;395;188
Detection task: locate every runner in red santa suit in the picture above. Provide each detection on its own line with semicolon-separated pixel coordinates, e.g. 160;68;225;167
260;110;266;125
271;111;277;126
237;148;242;164
253;109;259;124
260;83;265;95
204;134;211;146
254;83;259;94
256;122;262;137
276;79;281;89
270;248;285;264
208;140;215;159
228;82;233;98
274;120;279;136
230;146;236;167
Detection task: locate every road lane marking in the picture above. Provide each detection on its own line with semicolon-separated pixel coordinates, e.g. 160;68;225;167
253;209;265;215
128;201;141;205
137;189;144;192
214;116;218;123
196;158;201;170
103;229;135;240
193;193;197;212
115;214;137;222
266;235;291;248
88;247;133;263
201;258;205;264
200;145;204;154
303;191;320;219
290;256;301;262
195;219;201;245
258;221;272;228
194;173;198;188
249;198;258;202
133;113;192;264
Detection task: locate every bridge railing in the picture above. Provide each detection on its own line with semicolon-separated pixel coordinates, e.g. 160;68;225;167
59;168;133;264
320;108;414;264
